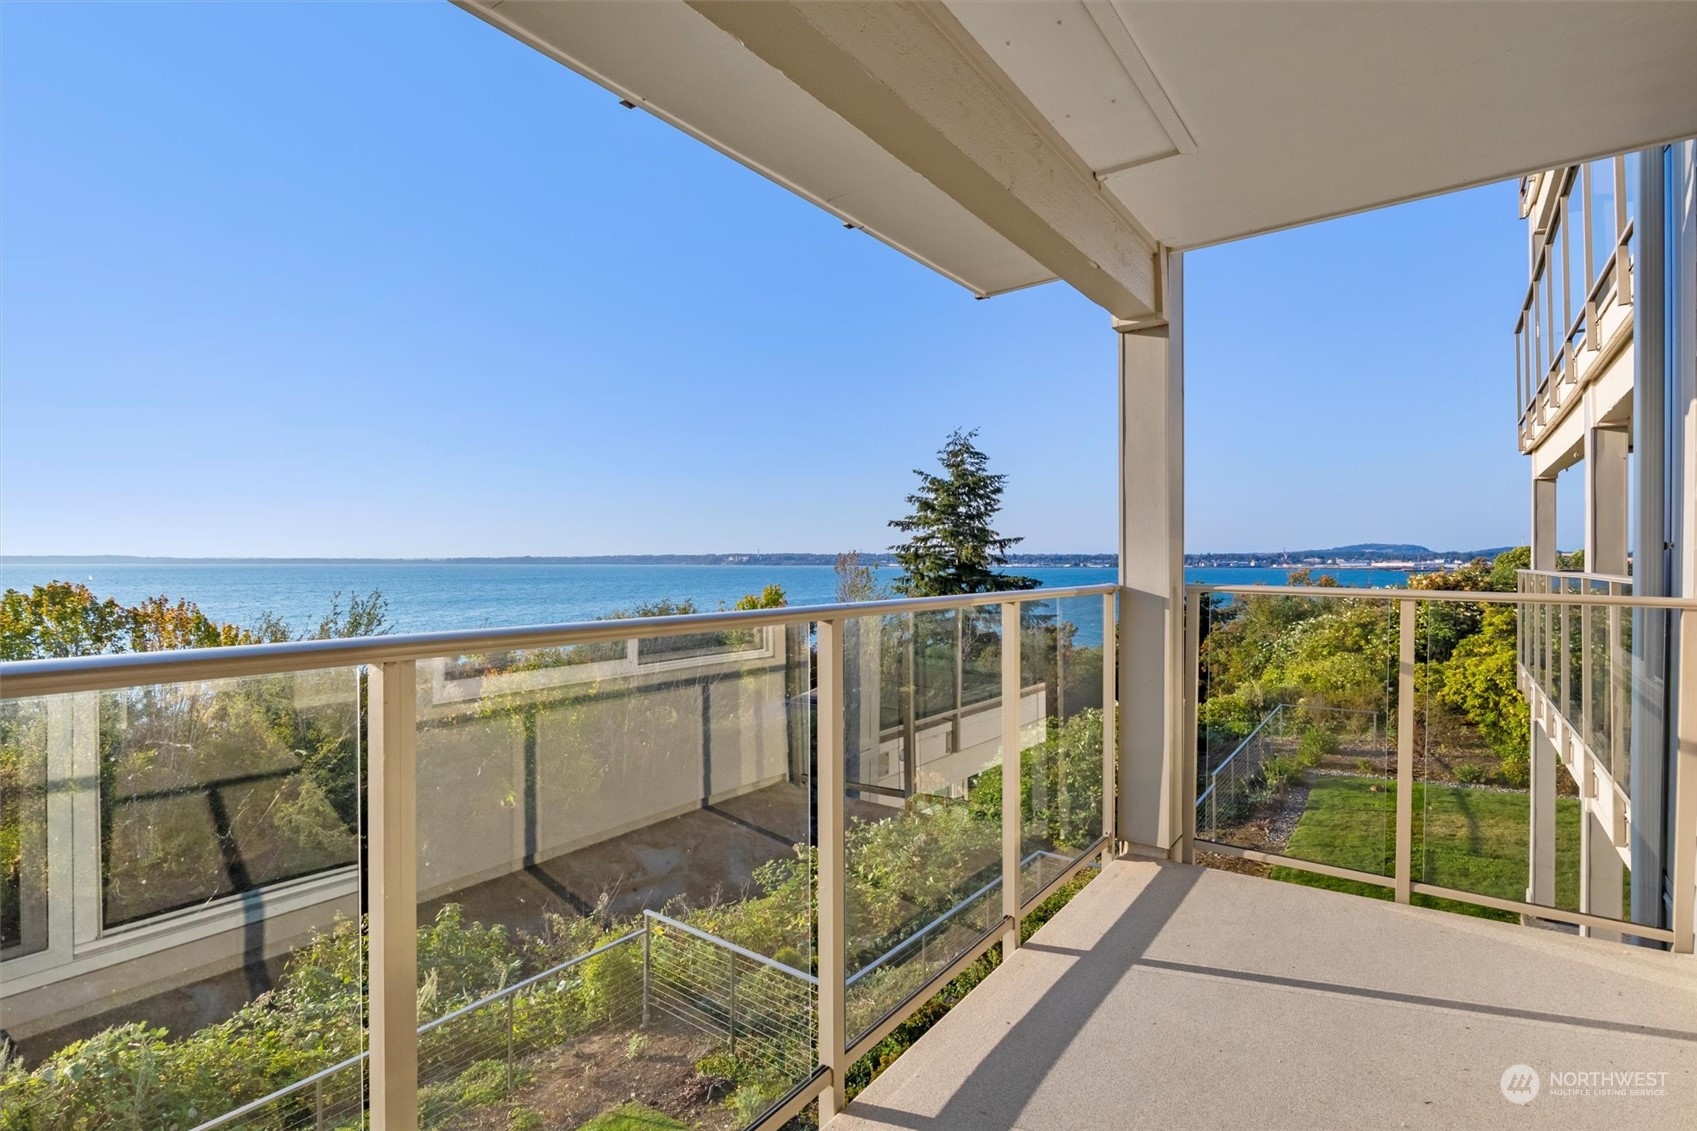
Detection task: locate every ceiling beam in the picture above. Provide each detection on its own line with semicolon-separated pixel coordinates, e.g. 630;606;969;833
687;0;1162;322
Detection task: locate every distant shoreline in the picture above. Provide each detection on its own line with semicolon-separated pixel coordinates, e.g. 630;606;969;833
0;545;1512;568
0;553;1109;567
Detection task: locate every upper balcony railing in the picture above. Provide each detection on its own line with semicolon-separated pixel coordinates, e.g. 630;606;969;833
1516;568;1634;797
0;583;1116;1130
1514;155;1637;453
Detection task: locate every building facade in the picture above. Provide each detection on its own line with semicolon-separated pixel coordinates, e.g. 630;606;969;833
1518;141;1697;941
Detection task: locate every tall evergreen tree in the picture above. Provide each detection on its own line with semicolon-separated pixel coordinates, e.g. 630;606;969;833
888;429;1039;596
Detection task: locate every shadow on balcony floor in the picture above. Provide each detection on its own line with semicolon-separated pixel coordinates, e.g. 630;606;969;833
833;857;1697;1131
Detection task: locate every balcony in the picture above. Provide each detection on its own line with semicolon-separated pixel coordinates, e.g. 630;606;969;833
5;6;1697;1129
835;856;1697;1130
1514;156;1638;457
2;581;1692;1129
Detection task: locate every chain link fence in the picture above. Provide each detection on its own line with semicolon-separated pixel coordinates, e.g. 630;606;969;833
192;915;820;1131
1196;704;1386;840
642;912;816;1081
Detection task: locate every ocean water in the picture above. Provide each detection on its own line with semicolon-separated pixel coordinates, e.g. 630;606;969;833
0;559;1415;637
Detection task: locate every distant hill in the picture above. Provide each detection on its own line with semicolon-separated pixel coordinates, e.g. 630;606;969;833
1185;544;1517;566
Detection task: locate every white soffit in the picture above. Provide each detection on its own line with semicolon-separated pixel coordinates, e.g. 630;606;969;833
454;0;1051;296
943;0;1191;176
1091;1;1697;248
461;0;1697;306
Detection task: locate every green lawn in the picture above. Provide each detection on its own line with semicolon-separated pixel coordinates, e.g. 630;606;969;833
576;1102;689;1131
1268;776;1581;922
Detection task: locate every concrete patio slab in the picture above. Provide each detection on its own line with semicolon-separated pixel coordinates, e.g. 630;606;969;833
831;858;1697;1131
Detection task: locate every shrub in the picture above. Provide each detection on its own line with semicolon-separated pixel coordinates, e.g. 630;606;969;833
580;944;642;1025
509;1106;545;1131
1259;755;1306;791
1354;757;1375;775
1454;762;1488;785
1296;727;1338;767
1496;750;1530;788
1198;695;1258;740
732;1083;778;1125
454;1058;516;1107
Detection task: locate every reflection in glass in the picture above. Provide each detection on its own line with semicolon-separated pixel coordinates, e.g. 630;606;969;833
0;698;49;960
1018;596;1107;905
413;624;817;1128
842;603;1004;1046
3;672;367;1130
102;671;361;926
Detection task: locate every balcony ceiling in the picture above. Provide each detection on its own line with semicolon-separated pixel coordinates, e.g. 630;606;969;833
458;0;1697;314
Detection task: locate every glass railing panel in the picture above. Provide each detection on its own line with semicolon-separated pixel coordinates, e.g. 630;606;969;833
1196;591;1397;884
1616;589;1633;790
1413;591;1579;918
0;671;366;1130
1565;577;1584;725
1589;158;1619;286
413;623;817;1130
1587;579;1609;756
1566;172;1587;319
1017;594;1107;906
911;608;959;722
855;613;909;795
1540;578;1556;698
1416;590;1655;937
1;697;49;962
842;601;1003;1048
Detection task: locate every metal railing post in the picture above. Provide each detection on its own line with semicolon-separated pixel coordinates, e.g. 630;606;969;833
815;618;847;1120
1574;594;1588;743
1180;589;1200;864
505;993;516;1096
314;1077;325;1131
1102;591;1117;856
1395;598;1415;904
642;916;652;1029
1609;582;1628;786
1001;601;1022;953
368;660;419;1131
1672;608;1696;955
727;950;738;1057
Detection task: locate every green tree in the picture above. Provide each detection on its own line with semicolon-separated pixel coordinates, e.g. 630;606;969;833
0;582;132;659
888;429;1037;596
733;585;787;610
310;589;391;640
127;595;252;652
833;551;886;604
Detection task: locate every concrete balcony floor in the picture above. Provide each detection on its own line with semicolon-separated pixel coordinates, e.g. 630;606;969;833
832;858;1696;1130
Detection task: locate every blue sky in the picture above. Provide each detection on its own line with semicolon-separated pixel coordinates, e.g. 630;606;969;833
1;3;1541;558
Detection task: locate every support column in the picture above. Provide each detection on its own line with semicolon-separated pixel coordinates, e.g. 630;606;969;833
1117;252;1183;855
1001;601;1022;958
1585;425;1630;576
1527;719;1557;911
1630;142;1673;939
815;620;847;1119
1580;803;1625;940
369;661;419;1131
1531;474;1558;571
